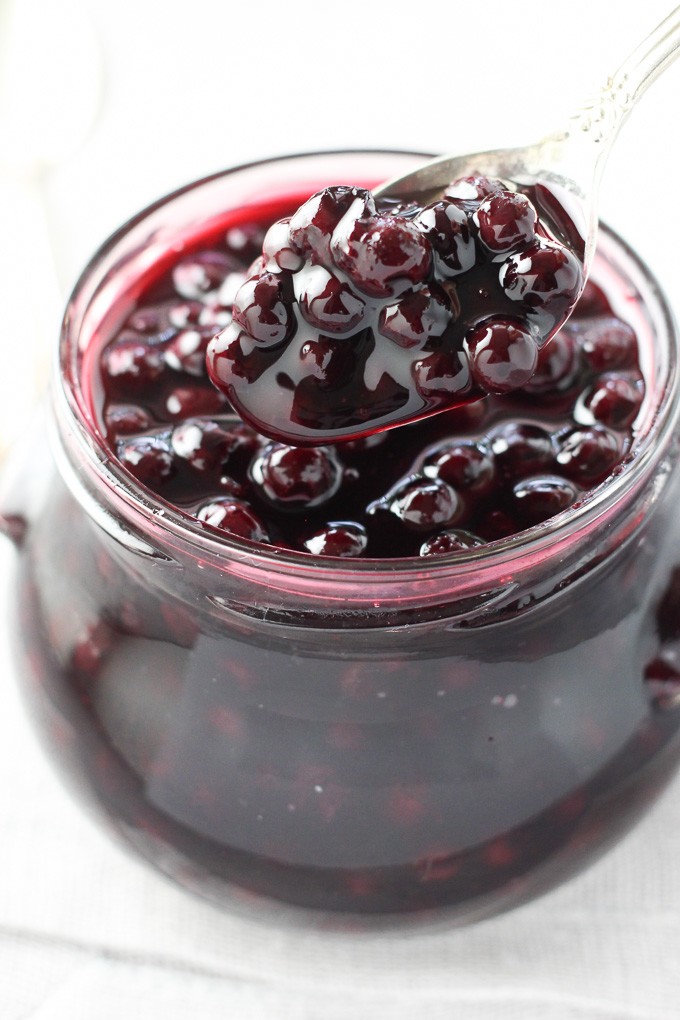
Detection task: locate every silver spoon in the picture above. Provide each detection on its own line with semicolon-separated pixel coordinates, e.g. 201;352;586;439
376;6;680;280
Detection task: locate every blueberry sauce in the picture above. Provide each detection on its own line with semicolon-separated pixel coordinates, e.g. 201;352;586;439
97;186;641;559
205;177;584;444
11;159;680;923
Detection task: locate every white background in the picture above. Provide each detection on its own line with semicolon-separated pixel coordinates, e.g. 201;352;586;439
1;0;680;1016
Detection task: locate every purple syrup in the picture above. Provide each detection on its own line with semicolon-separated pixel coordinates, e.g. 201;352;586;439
95;188;642;559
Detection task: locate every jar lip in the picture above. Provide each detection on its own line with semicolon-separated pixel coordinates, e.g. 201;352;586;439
57;150;680;579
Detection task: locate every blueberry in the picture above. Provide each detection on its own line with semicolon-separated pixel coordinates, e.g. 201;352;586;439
101;338;165;394
251;444;342;508
303;522;368;557
583;374;643;429
232;271;295;345
555;425;620;482
474;191;537;254
467;318;538;394
172;251;242;302
331;213;432;298
197;498;269;542
379;286;454;349
296;265;366;334
489;422;555;480
419;528;484;555
415;201;475;276
116;433;175;486
511;474;579;525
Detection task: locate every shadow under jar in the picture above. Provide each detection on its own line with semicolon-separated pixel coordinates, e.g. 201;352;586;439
3;151;680;926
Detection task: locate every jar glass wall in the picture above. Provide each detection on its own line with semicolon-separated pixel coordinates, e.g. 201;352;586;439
5;152;680;926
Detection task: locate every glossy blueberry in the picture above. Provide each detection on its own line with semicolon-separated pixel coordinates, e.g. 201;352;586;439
423;439;495;494
251;444;342;508
500;240;582;313
415;201;475;276
262;217;304;272
289;186;374;264
419;528;484;556
197;498;269;542
116;433;175;486
489;422;555;480
303;522;368;557
331;213;431;298
104;404;153;436
101;338;165;394
297;265;366;334
232;271;295;345
172;251;241;302
467;318;538;393
373;477;461;532
555;425;620;483
474;191;537;254
583;374;643;429
511;474;579;525
379;286;453;349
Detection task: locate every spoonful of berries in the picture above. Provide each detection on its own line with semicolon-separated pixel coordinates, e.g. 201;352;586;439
207;8;680;446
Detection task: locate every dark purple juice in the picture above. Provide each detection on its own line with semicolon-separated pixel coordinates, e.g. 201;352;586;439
9;155;680;922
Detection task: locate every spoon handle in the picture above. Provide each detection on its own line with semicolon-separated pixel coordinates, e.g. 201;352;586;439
568;6;680;150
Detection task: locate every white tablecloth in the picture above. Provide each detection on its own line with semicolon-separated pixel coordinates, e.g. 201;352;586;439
2;0;680;1015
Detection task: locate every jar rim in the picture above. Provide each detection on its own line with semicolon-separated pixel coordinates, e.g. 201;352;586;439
56;149;680;582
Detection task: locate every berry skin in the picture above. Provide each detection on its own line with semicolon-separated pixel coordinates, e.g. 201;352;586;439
489;423;555;480
583;374;643;429
104;404;153;436
165;329;212;378
296;265;366;334
521;326;579;394
303;522;368;557
101;338;165;395
197;498;269;542
474;192;537;254
420;528;484;556
172;251;241;302
444;175;505;203
423;440;495;495
289;186;374;263
116;434;175;486
467;318;538;394
413;349;472;400
251;444;342;508
500;240;582;313
232;271;295;345
262;217;304;272
171;419;235;473
331;213;432;298
379;286;453;349
373;477;461;532
164;385;228;420
555;426;620;483
511;475;579;525
415;201;476;276
578;317;638;373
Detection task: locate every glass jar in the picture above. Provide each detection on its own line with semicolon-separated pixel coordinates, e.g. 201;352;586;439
3;151;680;926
